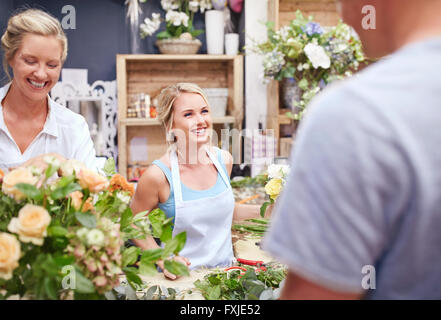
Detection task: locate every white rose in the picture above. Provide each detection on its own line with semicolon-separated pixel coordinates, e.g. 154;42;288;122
267;164;290;180
86;229;105;247
304;43;331;69
2;167;38;201
8;204;51;246
189;1;199;12
0;233;21;280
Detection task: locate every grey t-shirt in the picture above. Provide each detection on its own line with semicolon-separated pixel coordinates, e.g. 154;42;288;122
262;37;441;299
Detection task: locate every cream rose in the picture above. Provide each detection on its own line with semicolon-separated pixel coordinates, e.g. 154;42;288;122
8;204;51;246
2;167;38;201
0;233;21;280
60;159;87;177
77;169;109;193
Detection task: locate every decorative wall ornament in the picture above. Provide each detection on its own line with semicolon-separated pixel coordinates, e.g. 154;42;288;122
50;80;118;161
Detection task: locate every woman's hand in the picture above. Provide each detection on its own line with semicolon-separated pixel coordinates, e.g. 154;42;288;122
157;256;191;280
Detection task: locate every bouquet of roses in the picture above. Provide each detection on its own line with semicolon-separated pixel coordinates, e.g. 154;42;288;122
260;164;290;217
0;157;188;300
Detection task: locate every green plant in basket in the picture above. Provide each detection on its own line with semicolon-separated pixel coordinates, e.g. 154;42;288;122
0;157;188;300
139;0;213;40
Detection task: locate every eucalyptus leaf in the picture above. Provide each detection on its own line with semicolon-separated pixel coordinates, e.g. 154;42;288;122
75;211;96;228
138;261;157;277
74;269;96;294
103;157;116;176
122;246;140;267
47;226;68;237
141;248;163;264
164;260;189;277
51;182;82;200
15;183;43;201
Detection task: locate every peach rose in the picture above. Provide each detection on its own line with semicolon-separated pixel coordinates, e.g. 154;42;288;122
0;168;4;184
0;232;21;280
8;204;51;246
2;167;38;201
108;174;135;197
69;191;94;213
77;169;109;193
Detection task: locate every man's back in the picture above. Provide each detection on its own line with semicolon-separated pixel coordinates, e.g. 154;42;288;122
262;37;441;299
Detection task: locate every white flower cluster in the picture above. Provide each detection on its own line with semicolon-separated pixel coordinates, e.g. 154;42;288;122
198;0;213;12
161;0;179;11
166;10;189;27
267;164;290;180
140;13;161;38
304;43;331;69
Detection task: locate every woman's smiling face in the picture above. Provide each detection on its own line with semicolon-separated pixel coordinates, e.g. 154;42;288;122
172;92;213;148
8;33;62;102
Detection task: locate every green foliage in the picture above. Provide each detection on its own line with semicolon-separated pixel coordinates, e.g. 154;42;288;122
102;157;117;177
194;266;286;300
230;174;268;189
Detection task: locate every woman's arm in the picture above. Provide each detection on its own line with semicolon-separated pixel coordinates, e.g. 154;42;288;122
130;165;190;279
130;165;163;251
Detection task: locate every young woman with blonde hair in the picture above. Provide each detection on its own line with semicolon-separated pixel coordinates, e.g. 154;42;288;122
131;82;262;279
0;8;96;171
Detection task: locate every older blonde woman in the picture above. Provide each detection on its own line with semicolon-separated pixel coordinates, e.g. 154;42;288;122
0;9;96;172
131;83;262;279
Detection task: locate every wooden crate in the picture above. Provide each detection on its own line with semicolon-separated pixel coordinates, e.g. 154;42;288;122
267;0;338;156
117;54;244;179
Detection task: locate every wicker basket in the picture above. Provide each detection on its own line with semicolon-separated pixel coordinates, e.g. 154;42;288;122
156;39;202;54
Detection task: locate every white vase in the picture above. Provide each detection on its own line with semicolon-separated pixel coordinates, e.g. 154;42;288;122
205;10;225;54
225;33;239;55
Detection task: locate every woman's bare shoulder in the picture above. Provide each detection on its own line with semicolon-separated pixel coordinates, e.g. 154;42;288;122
138;156;170;189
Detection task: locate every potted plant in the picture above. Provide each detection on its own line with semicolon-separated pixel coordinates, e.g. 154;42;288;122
140;0;213;54
248;10;365;120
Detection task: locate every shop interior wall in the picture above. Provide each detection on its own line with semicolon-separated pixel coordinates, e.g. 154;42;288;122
0;0;244;84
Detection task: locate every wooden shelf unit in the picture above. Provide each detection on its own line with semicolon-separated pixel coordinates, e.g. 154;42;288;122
117;54;244;178
267;0;338;157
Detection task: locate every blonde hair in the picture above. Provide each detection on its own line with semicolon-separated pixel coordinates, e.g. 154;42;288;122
1;8;68;81
156;82;212;149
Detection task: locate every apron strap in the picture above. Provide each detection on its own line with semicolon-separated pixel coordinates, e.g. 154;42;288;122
170;149;183;202
204;146;231;189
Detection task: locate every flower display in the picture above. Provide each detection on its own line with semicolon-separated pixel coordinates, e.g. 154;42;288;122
0;157;188;300
139;0;212;40
248;10;365;119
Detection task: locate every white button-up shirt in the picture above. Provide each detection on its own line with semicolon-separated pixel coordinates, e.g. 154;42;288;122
0;83;97;171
